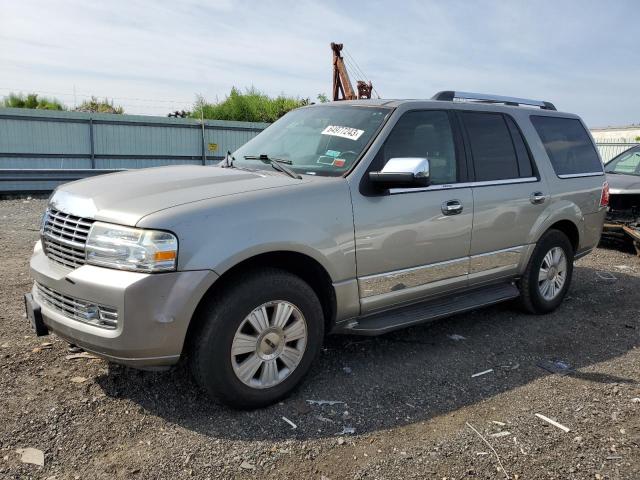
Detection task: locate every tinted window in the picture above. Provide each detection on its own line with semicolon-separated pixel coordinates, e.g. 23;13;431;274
505;116;534;178
461;112;520;181
380;111;457;185
530;116;603;176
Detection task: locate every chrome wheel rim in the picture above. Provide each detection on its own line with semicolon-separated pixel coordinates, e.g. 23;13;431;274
231;301;307;389
538;246;567;301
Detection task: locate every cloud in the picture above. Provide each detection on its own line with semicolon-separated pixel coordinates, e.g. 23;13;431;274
0;0;637;125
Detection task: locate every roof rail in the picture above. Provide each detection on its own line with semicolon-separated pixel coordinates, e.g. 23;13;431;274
432;91;556;111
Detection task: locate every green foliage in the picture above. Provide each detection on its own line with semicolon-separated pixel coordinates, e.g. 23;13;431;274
635;136;640;142
191;87;310;123
1;92;66;110
316;93;330;103
74;96;124;114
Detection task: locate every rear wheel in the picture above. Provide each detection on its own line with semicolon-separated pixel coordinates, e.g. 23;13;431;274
519;229;574;314
190;269;324;409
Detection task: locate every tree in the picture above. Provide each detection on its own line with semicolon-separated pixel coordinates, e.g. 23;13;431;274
1;92;66;110
74;96;124;114
316;93;330;103
191;87;309;123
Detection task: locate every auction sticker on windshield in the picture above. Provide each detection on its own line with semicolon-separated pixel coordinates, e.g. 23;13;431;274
321;125;365;141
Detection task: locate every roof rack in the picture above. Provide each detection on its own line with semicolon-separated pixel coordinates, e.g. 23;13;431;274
432;91;556;111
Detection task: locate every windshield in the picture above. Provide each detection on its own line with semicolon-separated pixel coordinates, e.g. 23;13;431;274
605;146;640;176
231;105;391;177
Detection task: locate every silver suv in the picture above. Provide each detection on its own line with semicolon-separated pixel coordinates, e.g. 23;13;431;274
25;91;608;408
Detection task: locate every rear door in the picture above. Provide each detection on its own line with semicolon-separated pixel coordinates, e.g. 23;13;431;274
457;111;546;284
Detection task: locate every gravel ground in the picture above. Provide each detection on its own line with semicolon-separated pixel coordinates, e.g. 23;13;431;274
0;197;639;480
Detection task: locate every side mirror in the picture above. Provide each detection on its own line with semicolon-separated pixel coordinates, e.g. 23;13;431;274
369;157;430;189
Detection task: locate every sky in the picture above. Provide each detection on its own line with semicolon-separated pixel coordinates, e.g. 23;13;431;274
0;0;638;127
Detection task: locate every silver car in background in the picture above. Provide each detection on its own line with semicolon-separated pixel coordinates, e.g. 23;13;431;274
603;144;640;253
25;91;608;408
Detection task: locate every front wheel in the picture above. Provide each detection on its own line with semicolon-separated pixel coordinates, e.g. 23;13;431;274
518;229;574;314
190;269;324;409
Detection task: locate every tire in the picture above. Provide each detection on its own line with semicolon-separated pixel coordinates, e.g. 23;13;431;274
190;268;324;409
518;229;574;314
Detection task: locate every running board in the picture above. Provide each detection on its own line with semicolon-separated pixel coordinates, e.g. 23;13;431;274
336;282;520;336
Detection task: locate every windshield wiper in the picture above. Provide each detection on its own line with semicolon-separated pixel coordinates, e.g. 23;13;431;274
243;154;302;179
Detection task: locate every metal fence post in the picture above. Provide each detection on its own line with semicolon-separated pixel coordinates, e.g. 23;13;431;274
89;118;95;169
200;113;206;165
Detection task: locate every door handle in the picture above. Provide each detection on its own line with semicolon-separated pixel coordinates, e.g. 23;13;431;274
530;192;547;205
442;199;463;215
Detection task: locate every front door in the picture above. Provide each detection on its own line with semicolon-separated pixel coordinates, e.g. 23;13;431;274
349;110;474;313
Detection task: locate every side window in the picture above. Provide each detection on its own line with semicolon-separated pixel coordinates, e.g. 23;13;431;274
379;110;457;185
461;112;521;181
505;116;534;178
530;116;603;176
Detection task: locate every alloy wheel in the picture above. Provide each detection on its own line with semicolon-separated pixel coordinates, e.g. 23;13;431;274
538;246;567;301
230;301;307;389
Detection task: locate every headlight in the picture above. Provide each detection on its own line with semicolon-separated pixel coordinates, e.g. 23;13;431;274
85;222;178;272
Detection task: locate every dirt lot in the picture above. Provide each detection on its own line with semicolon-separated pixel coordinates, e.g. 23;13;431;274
0;197;639;480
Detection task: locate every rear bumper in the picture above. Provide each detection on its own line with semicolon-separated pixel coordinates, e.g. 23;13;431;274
29;241;218;368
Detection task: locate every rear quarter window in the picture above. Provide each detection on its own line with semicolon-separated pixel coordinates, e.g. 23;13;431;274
530;116;603;177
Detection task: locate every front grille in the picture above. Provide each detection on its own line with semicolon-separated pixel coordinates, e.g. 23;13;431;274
42;208;94;269
35;282;118;329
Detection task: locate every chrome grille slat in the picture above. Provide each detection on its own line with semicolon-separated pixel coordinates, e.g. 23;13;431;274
43;240;85;257
49;213;93;229
42;242;86;268
45;236;84;257
42;207;94;269
37;284;91;312
44;223;89;242
43;251;77;269
47;214;91;229
38;287;91;312
46;224;90;239
35;282;118;329
48;214;92;230
43;233;86;250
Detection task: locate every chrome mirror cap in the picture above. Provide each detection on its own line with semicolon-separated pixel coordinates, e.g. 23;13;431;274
369;157;430;189
381;157;430;178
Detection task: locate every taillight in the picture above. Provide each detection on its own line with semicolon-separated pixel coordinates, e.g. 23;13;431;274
600;181;609;208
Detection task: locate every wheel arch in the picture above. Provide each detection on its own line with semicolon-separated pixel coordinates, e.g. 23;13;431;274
184;250;337;352
545;219;579;253
520;215;581;276
529;199;583;253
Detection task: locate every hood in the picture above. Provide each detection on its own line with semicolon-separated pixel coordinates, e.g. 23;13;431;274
606;172;640;195
50;165;305;225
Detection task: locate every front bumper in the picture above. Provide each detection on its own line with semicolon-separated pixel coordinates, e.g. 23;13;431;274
29;242;218;368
